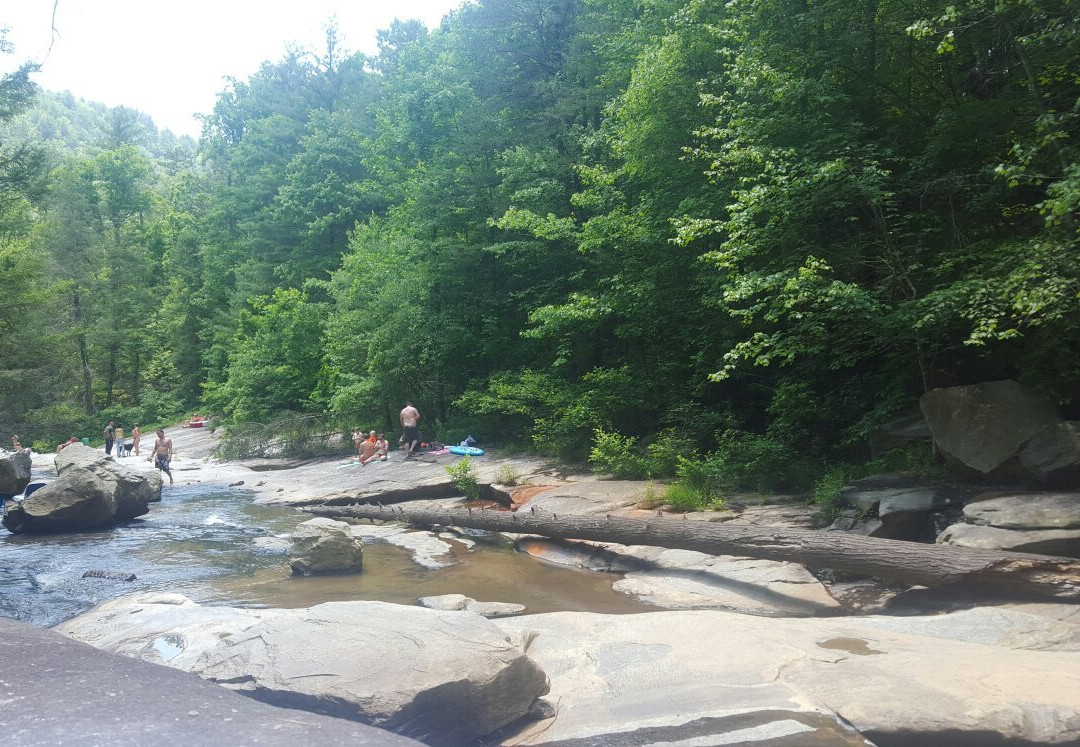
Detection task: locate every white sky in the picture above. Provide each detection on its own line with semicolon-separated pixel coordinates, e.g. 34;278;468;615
2;0;463;138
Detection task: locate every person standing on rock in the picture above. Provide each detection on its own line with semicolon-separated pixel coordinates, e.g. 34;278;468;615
103;421;115;455
131;424;141;456
114;425;125;458
151;429;174;486
400;402;421;459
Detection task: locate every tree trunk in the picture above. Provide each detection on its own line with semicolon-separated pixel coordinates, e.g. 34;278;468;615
72;286;95;415
307;504;1080;601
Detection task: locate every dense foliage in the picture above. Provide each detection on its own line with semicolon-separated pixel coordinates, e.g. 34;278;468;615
1;1;1077;486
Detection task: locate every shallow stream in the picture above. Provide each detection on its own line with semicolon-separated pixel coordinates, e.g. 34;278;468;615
0;480;649;628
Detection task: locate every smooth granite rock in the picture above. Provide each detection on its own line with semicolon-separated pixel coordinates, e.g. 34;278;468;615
0;615;415;745
419;593;526;618
3;444;156;533
1019;422;1080;486
494;607;1080;745
0;450;32;494
56;593;549;744
289;517;363;575
920;380;1061;475
937;522;1080;558
515;538;839;615
963;491;1080;529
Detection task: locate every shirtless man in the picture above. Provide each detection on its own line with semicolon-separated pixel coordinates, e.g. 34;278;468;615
358;437;379;465
400;401;421;458
151;429;174;486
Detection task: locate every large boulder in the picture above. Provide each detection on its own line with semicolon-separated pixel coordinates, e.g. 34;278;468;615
2;444;154;533
920;380;1061;476
494;607;1080;745
0;450;32;494
963;491;1080;529
937;523;1080;558
56;593;549;744
289;517;363;575
56;443;163;504
1019;421;1080;486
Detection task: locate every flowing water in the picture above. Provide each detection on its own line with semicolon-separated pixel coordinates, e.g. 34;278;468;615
0;481;650;628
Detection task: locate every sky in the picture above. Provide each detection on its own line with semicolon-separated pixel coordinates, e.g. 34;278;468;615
2;0;463;138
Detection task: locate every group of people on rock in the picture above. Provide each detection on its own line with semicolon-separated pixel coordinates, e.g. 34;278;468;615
351;401;427;465
352;429;389;465
99;421;174;485
102;421;140;458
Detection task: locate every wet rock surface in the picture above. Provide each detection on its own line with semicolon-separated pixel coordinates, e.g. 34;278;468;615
56;593;550;745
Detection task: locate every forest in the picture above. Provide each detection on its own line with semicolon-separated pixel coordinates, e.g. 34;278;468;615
1;0;1077;505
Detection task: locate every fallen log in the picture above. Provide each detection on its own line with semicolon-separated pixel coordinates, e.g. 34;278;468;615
306;503;1080;601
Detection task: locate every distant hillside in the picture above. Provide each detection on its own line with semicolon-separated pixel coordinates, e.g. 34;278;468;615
1;88;196;162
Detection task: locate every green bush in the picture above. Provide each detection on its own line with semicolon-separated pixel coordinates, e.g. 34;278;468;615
445;455;480;500
812;466;849;522
674;453;728;500
664;482;727;512
645;429;695;477
589;428;649;478
711;430;812;491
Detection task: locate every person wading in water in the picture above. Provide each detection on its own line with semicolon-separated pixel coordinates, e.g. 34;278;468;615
151;429;174;486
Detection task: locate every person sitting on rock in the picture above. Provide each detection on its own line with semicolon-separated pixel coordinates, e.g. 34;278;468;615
11;435;21;451
374;433;389;461
358;437;379;465
56;437;78;453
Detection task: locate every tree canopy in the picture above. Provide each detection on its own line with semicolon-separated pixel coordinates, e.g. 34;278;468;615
1;0;1077;489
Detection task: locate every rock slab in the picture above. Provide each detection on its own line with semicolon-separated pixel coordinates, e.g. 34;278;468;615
937;522;1080;558
494;607;1080;745
963;491;1080;529
0;615;412;745
419;593;526;618
56;593;549;744
290;517;363;575
516;538;839;616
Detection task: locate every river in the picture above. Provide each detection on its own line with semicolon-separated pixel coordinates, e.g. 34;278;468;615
0;480;649;628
